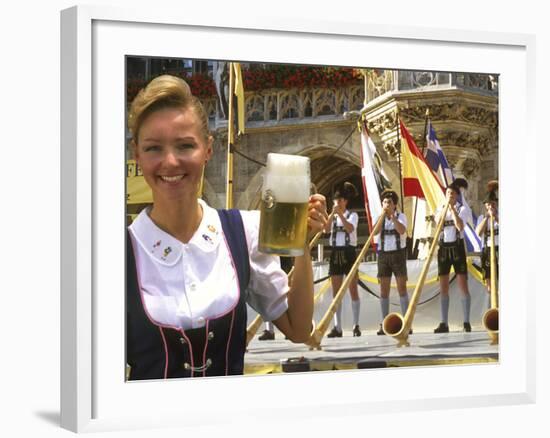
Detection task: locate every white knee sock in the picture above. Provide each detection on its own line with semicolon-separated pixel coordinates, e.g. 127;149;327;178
399;295;410;315
441;295;450;324
334;304;342;331
351;299;360;326
380;297;390;319
462;295;471;323
265;321;273;331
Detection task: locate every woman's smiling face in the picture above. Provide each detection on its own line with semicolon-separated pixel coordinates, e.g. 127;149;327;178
134;106;212;203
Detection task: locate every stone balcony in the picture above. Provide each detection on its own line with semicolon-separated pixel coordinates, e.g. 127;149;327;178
203;84;364;131
203;70;497;131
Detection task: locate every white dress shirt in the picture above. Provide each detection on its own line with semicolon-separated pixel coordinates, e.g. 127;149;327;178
436;203;469;243
375;212;408;251
476;214;500;247
330;210;358;246
128;199;289;330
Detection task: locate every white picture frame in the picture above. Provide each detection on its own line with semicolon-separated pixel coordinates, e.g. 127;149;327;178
60;4;536;433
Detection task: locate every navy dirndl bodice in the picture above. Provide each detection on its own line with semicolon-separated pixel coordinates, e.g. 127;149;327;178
126;209;250;380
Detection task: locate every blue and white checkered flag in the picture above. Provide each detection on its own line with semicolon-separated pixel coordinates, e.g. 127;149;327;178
424;121;482;252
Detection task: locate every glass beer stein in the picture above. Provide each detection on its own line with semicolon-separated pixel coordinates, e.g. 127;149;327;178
258;153;311;256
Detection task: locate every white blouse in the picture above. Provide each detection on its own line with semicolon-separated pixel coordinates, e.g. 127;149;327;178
128;199;289;330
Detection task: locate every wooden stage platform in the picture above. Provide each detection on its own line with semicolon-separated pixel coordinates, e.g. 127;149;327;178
244;330;498;374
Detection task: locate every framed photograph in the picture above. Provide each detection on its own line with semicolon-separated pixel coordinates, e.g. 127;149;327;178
61;5;536;433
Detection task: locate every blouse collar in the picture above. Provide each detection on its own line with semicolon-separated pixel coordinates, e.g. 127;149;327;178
129;199;222;266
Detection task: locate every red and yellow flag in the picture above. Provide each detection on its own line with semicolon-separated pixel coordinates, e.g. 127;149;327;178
400;120;445;213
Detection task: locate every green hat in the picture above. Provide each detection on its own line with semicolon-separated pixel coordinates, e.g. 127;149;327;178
453;178;468;190
447;181;461;194
334;181;358;201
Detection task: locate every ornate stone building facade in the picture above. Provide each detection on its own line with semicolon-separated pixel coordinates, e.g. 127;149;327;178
203;66;498;223
364;69;498;213
126;60;498;238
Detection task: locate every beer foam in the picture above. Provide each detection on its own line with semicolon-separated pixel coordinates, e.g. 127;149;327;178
263;153;310;202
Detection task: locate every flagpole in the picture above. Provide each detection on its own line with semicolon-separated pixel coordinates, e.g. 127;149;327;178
360;69;373;236
360;118;375;238
421;109;430;153
396;110;405;213
362;69;368;107
225;62;235;209
410;109;430;241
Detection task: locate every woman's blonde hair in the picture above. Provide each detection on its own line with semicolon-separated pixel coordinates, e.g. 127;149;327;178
128;75;210;142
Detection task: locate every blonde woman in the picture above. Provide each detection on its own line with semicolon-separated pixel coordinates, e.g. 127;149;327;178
126;75;327;379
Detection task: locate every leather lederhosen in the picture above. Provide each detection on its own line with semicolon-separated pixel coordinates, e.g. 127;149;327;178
437;213;467;275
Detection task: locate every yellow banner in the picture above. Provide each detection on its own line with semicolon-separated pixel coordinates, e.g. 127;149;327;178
127;159;152;204
233;62;246;136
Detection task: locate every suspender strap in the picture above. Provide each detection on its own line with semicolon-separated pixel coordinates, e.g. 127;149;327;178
380;215;402;252
439;207;462;244
331;211;351;247
484;218;499;247
217;209;251;291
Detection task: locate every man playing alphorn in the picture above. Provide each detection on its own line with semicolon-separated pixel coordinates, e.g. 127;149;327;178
325;182;361;338
371;190;410;335
475;181;499;311
433;182;472;333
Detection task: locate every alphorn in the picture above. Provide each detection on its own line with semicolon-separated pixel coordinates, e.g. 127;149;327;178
306;214;385;350
382;201;451;347
245;212;335;347
482;213;499;345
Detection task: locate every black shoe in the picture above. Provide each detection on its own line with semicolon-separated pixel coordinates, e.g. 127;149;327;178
258;330;275;341
377;324;386;335
352;325;361;337
434;322;449;333
327;327;343;338
463;322;472;333
409;328;413;335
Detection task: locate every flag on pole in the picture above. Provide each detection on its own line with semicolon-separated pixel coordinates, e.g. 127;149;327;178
360;120;391;251
360;121;386;229
401;119;482;254
422;121;482;252
425;121;453;187
461;212;481;251
400;120;445;213
232;62;245;136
